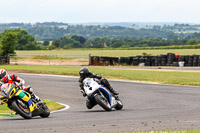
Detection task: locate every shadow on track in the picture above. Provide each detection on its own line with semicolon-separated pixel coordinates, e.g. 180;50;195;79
79;109;127;113
0;116;51;121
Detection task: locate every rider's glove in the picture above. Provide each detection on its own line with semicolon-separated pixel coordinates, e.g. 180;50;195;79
35;95;40;101
80;90;87;97
0;101;3;105
26;87;33;93
16;82;23;87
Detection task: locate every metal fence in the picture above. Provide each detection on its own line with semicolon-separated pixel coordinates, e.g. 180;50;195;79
9;54;90;66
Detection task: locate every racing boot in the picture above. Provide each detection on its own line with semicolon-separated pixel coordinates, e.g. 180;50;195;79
108;86;120;101
101;79;119;95
108;86;119;96
31;92;40;102
25;87;40;102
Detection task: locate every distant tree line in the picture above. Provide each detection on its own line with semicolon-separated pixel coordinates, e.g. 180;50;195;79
49;35;199;49
1;22;200;40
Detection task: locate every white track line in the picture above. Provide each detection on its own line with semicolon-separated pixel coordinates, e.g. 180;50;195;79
51;102;70;114
19;73;78;79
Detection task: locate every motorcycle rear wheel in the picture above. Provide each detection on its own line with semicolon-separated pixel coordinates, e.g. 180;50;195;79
94;95;112;111
11;99;32;119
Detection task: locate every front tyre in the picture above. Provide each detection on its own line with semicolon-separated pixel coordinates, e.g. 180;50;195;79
94;94;112;111
40;104;50;118
11;99;32;119
115;99;123;110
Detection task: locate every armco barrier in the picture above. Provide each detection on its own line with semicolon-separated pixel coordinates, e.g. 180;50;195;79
90;56;119;66
90;53;200;67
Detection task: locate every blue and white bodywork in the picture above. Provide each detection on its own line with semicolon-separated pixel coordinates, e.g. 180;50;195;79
83;78;123;111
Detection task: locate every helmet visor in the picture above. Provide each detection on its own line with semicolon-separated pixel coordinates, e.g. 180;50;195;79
79;71;85;77
0;71;6;79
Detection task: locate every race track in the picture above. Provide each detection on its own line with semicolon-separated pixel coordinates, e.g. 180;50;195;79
1;73;200;133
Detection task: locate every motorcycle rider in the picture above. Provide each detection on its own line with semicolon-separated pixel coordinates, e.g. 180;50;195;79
0;82;3;105
78;67;119;109
0;69;40;102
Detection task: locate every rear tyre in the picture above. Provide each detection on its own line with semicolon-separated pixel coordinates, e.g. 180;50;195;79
94;94;111;111
11;99;32;119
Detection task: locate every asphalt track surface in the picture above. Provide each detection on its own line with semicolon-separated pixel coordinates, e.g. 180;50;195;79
1;73;200;133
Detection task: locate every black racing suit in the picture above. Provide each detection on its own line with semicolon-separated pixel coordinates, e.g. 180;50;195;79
78;72;118;109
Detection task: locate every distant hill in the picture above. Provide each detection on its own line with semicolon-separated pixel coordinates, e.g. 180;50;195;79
78;22;195;27
0;22;200;40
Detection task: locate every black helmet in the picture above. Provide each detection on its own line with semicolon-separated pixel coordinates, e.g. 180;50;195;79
79;67;89;78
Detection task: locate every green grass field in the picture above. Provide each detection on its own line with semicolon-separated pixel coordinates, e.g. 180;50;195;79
15;49;200;57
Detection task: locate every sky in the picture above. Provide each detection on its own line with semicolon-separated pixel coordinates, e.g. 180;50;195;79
0;0;199;24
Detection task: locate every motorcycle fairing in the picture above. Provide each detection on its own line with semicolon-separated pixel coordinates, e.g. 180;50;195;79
98;87;112;104
15;90;37;112
0;96;8;104
98;87;117;107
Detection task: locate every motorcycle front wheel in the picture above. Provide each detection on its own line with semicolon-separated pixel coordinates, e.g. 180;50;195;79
40;103;50;118
11;99;32;119
94;94;112;111
115;99;123;110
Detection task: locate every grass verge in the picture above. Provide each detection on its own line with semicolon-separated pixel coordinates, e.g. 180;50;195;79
1;65;200;86
0;99;63;117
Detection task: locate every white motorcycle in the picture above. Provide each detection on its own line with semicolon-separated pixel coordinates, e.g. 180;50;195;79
83;78;123;111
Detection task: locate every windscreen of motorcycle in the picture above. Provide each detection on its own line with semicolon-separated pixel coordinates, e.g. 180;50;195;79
83;78;101;96
0;83;10;94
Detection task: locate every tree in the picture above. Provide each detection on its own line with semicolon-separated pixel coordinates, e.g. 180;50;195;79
167;33;178;40
83;40;92;48
63;45;71;49
3;29;40;50
43;40;50;46
91;38;104;48
110;39;124;48
47;45;57;50
71;35;86;44
0;40;2;55
52;39;61;47
187;39;199;45
0;32;17;56
70;41;82;48
59;36;82;48
110;41;122;48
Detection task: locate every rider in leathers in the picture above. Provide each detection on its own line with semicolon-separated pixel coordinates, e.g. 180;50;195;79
0;69;40;104
78;67;119;109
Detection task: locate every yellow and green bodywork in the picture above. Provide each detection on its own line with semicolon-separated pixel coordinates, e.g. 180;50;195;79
0;83;37;112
